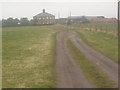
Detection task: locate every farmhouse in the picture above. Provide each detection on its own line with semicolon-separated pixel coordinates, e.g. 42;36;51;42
33;9;55;25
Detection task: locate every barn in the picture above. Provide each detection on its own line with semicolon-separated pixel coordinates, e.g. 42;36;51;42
33;9;55;25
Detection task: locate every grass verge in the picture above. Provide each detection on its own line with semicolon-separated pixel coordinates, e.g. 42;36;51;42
67;39;117;88
76;30;118;62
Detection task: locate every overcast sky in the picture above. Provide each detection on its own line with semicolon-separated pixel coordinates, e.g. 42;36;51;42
1;0;118;20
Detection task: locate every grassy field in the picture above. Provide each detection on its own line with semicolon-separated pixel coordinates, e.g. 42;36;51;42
67;40;116;88
2;24;118;88
2;26;58;88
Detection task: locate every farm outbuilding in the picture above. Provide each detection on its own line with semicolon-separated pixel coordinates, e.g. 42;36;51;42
33;9;55;25
91;18;117;24
67;16;90;24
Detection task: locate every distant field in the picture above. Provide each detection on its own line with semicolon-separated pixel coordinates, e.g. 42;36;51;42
2;26;58;88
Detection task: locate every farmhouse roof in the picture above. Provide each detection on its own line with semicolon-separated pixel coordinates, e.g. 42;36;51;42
34;9;55;18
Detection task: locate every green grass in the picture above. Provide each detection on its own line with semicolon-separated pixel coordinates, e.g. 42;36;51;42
67;39;117;88
75;30;118;62
2;26;58;88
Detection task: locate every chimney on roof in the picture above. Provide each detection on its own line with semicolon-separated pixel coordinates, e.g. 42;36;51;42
43;9;45;13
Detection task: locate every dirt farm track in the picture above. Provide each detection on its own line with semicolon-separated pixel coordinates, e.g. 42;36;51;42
55;31;118;88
